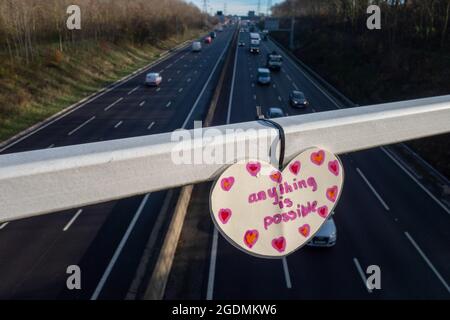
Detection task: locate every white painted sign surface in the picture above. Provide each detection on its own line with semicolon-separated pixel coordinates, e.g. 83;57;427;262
210;147;344;258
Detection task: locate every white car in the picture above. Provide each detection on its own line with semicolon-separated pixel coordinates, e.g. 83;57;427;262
145;72;162;86
257;68;271;85
192;41;202;52
307;216;337;247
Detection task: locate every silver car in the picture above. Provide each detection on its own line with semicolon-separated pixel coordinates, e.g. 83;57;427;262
257;68;271;85
307;216;337;247
145;72;162;86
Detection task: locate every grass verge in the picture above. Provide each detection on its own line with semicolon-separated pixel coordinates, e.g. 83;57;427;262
0;29;204;143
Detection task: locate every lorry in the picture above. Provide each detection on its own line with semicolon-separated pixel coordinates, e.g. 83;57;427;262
266;51;283;70
250;39;260;53
249;33;261;54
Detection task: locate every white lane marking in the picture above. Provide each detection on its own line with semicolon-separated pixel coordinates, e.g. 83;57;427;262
200;64;203;68
253;94;257;100
139;101;146;107
93;33;234;301
166;63;173;69
168;78;172;82
278;96;282;102
47;144;55;149
0;41;192;153
104;97;123;111
381;147;450;215
177;70;181;74
184;64;187;68
405;232;450;293
292;83;299;90
114;121;123;129
251;83;255;87
226;34;239;124
250;74;254;78
187;78;191;82
147;122;155;130
63;209;82;231
91;194;150;300
207;229;219;300
166;101;172;108
156;87;161;92
282;257;292;289
194;70;198;74
68;116;96;136
179;88;183;93
127;86;140;95
353;258;372;293
286;74;292;81
356;168;390;211
273;84;276;88
204;33;239;300
0;222;9;230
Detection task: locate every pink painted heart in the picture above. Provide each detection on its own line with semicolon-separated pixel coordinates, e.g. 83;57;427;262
272;237;286;253
298;224;310;237
311;150;325;166
210;147;344;258
326;186;339;202
246;161;261;177
220;177;235;191
243;230;259;249
270;170;282;183
289;161;301;175
218;208;232;224
317;205;329;218
328;160;340;176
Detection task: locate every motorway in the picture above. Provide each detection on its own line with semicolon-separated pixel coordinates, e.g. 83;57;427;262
0;23;449;300
167;28;450;299
0;27;236;299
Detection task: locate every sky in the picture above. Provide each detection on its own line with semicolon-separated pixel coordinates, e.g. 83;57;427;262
189;0;283;16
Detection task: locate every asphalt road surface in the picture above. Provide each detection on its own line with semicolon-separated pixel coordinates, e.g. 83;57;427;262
0;27;236;299
0;25;449;300
202;29;450;299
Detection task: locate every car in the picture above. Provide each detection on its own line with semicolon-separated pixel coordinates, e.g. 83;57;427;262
289;90;309;108
238;42;245;47
307;216;337;247
191;41;202;52
204;36;212;44
257;68;271;85
145;72;162;86
210;31;217;39
266;107;286;119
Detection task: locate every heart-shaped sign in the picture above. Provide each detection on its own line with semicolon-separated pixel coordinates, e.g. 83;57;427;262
210;147;344;258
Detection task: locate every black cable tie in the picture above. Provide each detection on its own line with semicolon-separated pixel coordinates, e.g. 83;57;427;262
258;118;286;170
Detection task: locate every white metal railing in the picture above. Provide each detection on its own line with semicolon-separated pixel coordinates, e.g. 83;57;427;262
1;95;450;223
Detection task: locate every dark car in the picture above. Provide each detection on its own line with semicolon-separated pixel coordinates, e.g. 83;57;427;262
289;90;309;108
210;31;217;39
238;42;245;47
266;107;286;119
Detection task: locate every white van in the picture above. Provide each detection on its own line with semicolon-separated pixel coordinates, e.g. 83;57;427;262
192;41;202;52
